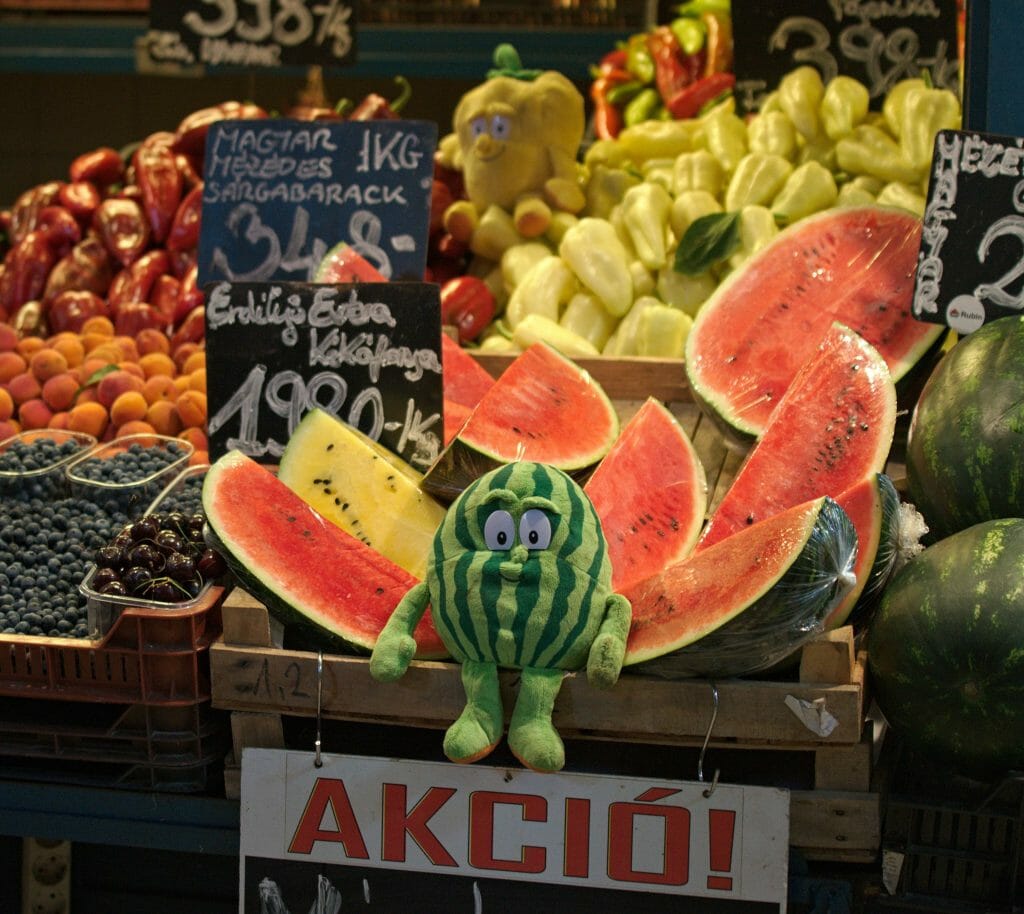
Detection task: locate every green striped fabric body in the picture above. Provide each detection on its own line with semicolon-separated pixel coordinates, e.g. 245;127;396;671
427;462;613;671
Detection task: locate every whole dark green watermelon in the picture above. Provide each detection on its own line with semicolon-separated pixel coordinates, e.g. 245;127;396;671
867;518;1024;780
906;315;1024;539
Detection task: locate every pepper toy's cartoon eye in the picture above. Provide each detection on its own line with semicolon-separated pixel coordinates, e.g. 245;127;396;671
470;116;488;139
490;114;511;140
519;509;552;550
484;510;516;550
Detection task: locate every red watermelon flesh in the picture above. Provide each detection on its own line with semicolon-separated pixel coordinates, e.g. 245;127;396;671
313;242;388;283
697;323;896;551
685;206;943;441
441;333;495;409
423;342;619;501
825;474;885;629
443;397;472;445
203;450;448;658
585;398;707;592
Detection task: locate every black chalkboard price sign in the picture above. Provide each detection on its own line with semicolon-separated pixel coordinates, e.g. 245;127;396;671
197;118;437;286
731;0;960;113
203;280;443;468
913;129;1024;334
146;0;356;69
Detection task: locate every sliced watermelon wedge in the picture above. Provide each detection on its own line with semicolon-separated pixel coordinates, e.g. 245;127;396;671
441;333;495;409
585;398;707;593
313;242;387;283
203;450;448;659
623;496;857;675
422;342;619;502
685;205;944;443
696;323;896;551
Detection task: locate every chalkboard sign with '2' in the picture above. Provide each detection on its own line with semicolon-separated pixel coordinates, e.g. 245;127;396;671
197;118;437;286
204;281;443;468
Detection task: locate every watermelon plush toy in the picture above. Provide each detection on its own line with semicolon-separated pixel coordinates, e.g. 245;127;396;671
370;461;632;773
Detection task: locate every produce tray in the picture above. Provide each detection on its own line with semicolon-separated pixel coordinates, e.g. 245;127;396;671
0;694;230;793
0;584;227;705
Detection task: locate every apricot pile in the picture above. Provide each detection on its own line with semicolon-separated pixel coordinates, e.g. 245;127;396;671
0;318;208;465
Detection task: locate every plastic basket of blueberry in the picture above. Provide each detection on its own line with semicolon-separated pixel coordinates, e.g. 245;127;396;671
0;430;98;501
65;433;193;519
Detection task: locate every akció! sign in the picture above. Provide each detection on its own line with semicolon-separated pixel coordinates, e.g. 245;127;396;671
240;749;790;912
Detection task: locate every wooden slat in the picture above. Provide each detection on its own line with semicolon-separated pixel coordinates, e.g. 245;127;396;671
210;638;865;749
790;789;880;861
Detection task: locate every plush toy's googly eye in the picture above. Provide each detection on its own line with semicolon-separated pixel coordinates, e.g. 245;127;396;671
519;509;552;550
490;115;511;140
483;509;516;550
470;116;488;139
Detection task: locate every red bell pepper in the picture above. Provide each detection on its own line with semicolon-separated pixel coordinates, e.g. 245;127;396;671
69;147;125;189
134;140;183;244
175;152;203;188
166;183;203;253
172;101;270;158
9;182;64;245
108;248;171;313
348;76;412;121
174;262;205;325
93;198;151;268
115;301;168;336
46;290;109;334
0;229;58;314
647;26;704;105
170;303;205;347
58;182;102;228
42;236;113;305
665;72;736;120
590;72;631;140
35;206;81;255
439;275;495;344
151;273;181;324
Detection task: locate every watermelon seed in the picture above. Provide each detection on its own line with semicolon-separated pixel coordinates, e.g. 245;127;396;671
287;515;296;522
326;443;334;450
746;514;754;525
342;502;349;511
334;497;341;505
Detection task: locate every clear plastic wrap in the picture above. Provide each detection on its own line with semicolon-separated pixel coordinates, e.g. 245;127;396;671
632;496;859;680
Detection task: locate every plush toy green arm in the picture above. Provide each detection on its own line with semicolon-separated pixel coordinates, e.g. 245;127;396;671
369;581;430;683
586;593;632;690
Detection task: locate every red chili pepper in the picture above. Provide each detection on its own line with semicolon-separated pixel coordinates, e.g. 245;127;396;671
68;147;125;189
172;101;270;158
647;26;696;105
439;275;495;344
93;197;151;268
134;140;183;244
151;273;181;324
9;182;64;245
166;183;203;253
590;73;628;141
58;181;102;228
42;236;113;305
666;72;736;120
46;289;109;334
0;230;59;314
115;301;168;337
348;76;412;121
702;11;734;76
174;262;204;325
597;48;629;75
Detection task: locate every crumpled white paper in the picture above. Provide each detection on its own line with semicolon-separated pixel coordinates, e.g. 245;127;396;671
785;694;839;737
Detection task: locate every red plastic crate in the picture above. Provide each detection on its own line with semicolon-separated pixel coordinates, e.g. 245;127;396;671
0;585;226;705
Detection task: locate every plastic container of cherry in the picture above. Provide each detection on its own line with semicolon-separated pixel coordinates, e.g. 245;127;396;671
0;429;98;501
65;433;193;520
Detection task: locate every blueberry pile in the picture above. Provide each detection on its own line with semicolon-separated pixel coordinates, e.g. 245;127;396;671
91;511;226;605
0;436;90;501
70;441;189;519
154;471;206;518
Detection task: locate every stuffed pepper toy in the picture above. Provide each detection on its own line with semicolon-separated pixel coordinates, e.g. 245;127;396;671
369;461;631;773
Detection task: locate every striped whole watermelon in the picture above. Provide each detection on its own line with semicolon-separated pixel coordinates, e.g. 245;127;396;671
867;518;1024;780
906;315;1024;540
370;460;631;772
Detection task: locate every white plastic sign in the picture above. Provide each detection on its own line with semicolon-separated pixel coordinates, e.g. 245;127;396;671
239;748;789;913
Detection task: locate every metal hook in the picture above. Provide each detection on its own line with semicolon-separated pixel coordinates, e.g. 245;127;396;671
697;681;720;798
314;651;324;768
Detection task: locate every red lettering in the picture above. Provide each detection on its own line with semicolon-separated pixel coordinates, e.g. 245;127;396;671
607;798;689;885
382;783;458;866
564;797;590;878
288;777;369;858
468;791;547;873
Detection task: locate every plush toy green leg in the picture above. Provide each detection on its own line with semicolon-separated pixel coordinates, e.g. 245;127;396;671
444;659;504;764
508;667;566;773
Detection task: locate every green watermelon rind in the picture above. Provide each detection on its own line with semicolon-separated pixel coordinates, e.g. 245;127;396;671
844;472;902;627
202;451;448;659
624;496;858;677
867;518;1024;780
685;205;945;445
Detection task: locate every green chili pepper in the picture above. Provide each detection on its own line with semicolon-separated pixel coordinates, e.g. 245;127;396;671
626;32;656;84
606;80;646;107
670;16;706;56
624;87;663;126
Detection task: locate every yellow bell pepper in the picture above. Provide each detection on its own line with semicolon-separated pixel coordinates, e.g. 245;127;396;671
602;295;662;356
820;76;870;141
621;182;674;270
724;153;794;211
835;124;922;185
470;204;525;261
559;217;635;318
656;266;717;317
747;110;798;160
630;260;657;298
501;241;554;295
544;210;578;247
511;313;600;358
559;290;619;350
504;255;578;328
837;180;877;207
727;205;779;270
614;118;703;166
672;149;724;197
636;303;693;358
876;181;927;217
882;78;927;139
778;66;824;140
585;164;641;220
770;161;838;224
899;85;962;173
583;137;629;170
669;189;722;240
701;105;748;174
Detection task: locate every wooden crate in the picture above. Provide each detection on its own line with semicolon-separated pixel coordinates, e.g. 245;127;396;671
211;590;880;862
